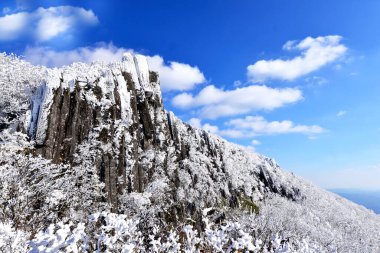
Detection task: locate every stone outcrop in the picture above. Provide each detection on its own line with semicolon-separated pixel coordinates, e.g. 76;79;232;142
25;53;302;216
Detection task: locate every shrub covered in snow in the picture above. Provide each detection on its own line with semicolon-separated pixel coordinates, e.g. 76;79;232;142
1;53;379;253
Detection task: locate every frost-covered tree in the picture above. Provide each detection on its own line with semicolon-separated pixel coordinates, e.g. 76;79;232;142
1;53;379;253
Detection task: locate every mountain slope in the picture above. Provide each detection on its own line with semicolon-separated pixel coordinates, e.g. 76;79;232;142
0;53;379;252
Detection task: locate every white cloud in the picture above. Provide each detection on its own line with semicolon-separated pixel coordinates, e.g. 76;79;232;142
217;116;324;138
24;43;205;91
0;12;28;40
172;85;302;119
203;123;219;134
37;14;71;41
243;139;261;153
147;55;205;91
304;76;328;88
0;6;98;41
247;35;347;82
188;118;202;128
24;43;129;67
218;129;246;138
336;110;347;117
188;116;323;139
251;139;261;145
188;118;219;134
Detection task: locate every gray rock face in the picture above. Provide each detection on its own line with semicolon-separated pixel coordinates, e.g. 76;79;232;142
25;54;302;217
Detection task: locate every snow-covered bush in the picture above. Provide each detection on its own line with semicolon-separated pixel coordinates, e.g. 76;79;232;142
28;212;307;252
0;222;28;253
29;212;144;253
1;53;379;253
0;130;107;236
0;54;47;131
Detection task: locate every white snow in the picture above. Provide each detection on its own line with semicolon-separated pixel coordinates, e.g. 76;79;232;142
1;53;380;252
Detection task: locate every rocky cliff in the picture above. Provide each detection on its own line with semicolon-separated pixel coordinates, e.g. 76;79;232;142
2;53;380;252
22;53;301;217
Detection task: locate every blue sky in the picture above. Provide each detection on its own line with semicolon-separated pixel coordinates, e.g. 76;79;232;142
1;0;379;190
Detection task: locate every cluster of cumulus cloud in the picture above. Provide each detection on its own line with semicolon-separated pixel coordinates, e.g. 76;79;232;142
23;44;206;92
0;6;98;42
0;5;348;148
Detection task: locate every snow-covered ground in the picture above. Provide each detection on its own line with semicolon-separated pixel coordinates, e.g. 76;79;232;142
0;53;379;252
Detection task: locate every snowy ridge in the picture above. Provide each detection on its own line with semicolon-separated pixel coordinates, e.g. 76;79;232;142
0;53;380;252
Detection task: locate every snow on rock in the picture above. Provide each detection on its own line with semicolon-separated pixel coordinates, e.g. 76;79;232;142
1;53;380;252
33;74;61;145
121;52;141;90
134;54;150;91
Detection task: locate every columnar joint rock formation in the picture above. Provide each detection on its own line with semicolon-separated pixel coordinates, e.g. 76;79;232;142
25;53;302;215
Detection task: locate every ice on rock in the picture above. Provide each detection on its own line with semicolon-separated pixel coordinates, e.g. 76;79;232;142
134;54;151;91
34;74;62;145
121;52;141;90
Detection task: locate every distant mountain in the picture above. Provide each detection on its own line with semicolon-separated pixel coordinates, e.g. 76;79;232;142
330;189;380;214
1;53;379;252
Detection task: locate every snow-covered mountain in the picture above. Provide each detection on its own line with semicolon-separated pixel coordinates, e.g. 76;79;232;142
0;53;379;252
